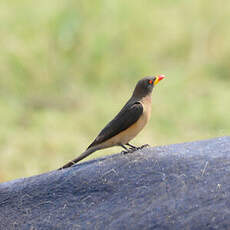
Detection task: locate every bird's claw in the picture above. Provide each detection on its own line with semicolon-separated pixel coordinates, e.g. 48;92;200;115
139;144;150;149
131;144;150;151
122;144;150;154
122;148;136;155
121;150;128;155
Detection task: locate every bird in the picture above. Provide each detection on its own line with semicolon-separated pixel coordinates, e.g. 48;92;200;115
59;75;165;170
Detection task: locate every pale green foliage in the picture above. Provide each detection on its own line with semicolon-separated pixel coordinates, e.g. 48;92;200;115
0;0;229;181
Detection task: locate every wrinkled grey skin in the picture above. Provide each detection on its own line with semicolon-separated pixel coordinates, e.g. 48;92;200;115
0;136;230;230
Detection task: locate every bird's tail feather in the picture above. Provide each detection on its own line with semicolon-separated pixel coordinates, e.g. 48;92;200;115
58;147;98;170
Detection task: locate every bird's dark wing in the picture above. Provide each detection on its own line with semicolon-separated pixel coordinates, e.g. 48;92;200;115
88;101;143;149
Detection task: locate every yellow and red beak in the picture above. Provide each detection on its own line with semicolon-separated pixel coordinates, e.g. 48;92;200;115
154;75;165;86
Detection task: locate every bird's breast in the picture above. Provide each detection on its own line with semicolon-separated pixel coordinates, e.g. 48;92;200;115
100;95;152;147
140;94;152;124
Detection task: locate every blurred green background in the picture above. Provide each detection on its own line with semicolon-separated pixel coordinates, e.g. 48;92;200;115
0;0;229;182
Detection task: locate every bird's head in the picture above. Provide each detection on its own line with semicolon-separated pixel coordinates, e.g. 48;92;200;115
132;75;165;98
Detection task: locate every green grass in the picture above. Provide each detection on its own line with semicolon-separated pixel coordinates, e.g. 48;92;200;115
0;0;230;182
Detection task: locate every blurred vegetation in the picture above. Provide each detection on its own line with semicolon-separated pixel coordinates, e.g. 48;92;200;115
0;0;229;182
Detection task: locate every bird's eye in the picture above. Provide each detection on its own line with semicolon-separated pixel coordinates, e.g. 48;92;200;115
148;80;153;84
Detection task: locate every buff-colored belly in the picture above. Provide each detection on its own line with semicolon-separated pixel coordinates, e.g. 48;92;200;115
113;113;148;144
100;96;152;148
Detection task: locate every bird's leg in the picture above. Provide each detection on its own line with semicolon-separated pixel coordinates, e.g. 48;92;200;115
120;143;150;155
127;143;150;150
126;143;138;149
120;144;128;151
120;144;134;154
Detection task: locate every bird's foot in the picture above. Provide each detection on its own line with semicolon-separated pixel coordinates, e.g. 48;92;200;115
139;144;150;149
121;148;137;155
122;144;150;154
129;144;150;151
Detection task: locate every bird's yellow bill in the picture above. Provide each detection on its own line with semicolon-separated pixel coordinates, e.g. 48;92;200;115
154;75;165;86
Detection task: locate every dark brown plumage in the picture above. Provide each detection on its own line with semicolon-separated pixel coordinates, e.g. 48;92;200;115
59;76;165;170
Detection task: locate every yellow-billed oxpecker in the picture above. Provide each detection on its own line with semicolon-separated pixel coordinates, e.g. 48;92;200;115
59;75;165;170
